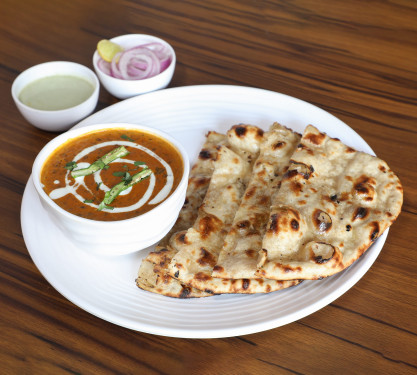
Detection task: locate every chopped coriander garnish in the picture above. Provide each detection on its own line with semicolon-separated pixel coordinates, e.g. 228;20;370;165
99;203;114;211
98;168;152;211
113;171;132;184
121;134;134;142
65;161;78;171
122;172;132;184
71;146;129;178
96;182;102;191
83;199;94;204
134;161;147;166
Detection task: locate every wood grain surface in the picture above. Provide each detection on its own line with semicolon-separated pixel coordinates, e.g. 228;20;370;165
1;0;416;374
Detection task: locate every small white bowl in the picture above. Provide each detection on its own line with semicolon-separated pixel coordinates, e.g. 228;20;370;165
93;34;176;99
32;123;189;256
12;61;100;132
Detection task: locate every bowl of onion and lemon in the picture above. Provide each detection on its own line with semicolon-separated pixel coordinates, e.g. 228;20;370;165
93;34;176;99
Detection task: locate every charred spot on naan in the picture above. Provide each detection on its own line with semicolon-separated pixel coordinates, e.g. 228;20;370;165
198;148;213;160
369;221;380;242
195;214;223;239
197;247;217;267
244;185;257;199
212;264;224;273
353;175;377;202
273;263;302;274
313;209;332;233
303;129;326;146
284;160;315;180
189;176;211;189
378;164;387;173
178;286;193;298
290;180;304;196
296;142;314;155
242;279;250;290
171;231;189;245
229;124;264;139
273;141;287;150
245;249;258;258
297;241;343;267
194;271;213;282
267;206;301;235
353;206;369;221
146;246;173;265
234;219;258;236
291;218;300;231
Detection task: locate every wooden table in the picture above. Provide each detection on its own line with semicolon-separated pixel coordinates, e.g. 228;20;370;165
1;0;416;373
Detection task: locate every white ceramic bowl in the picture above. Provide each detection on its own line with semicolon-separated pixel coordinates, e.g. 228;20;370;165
93;34;176;99
32;123;189;256
11;61;99;132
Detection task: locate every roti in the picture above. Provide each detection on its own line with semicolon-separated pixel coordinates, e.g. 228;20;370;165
256;124;403;280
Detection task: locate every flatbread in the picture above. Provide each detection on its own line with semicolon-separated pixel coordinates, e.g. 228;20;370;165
136;131;226;297
168;131;300;294
158;131;226;247
136;125;269;297
226;124;265;169
256;124;403;280
212;123;301;279
136;245;212;298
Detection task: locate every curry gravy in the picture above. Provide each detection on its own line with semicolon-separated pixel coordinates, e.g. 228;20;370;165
41;128;184;221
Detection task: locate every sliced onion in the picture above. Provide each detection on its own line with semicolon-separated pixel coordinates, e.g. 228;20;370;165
110;52;124;79
97;59;111;75
160;57;172;72
97;42;172;81
138;42;170;59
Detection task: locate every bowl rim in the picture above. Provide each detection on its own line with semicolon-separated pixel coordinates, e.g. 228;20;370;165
32;122;189;226
92;33;176;83
11;61;100;114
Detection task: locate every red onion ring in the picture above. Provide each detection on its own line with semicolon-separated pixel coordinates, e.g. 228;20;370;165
98;42;172;81
110;52;124;79
97;59;111;76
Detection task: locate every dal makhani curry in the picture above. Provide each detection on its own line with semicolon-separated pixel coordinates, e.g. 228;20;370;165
40;128;184;221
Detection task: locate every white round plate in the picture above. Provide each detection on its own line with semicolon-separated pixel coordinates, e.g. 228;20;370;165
21;85;388;338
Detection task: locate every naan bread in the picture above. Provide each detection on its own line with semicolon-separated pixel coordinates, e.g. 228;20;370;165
212;123;301;279
226;124;265;169
167;145;250;292
136;131;226;297
168;134;299;294
256;125;403;280
137;125;268;297
136;245;212;298
158;131;226;247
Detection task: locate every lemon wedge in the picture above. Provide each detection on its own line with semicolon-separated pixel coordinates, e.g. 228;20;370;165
97;40;124;62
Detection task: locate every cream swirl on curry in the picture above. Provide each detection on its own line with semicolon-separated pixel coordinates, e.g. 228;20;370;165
40;128;184;221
